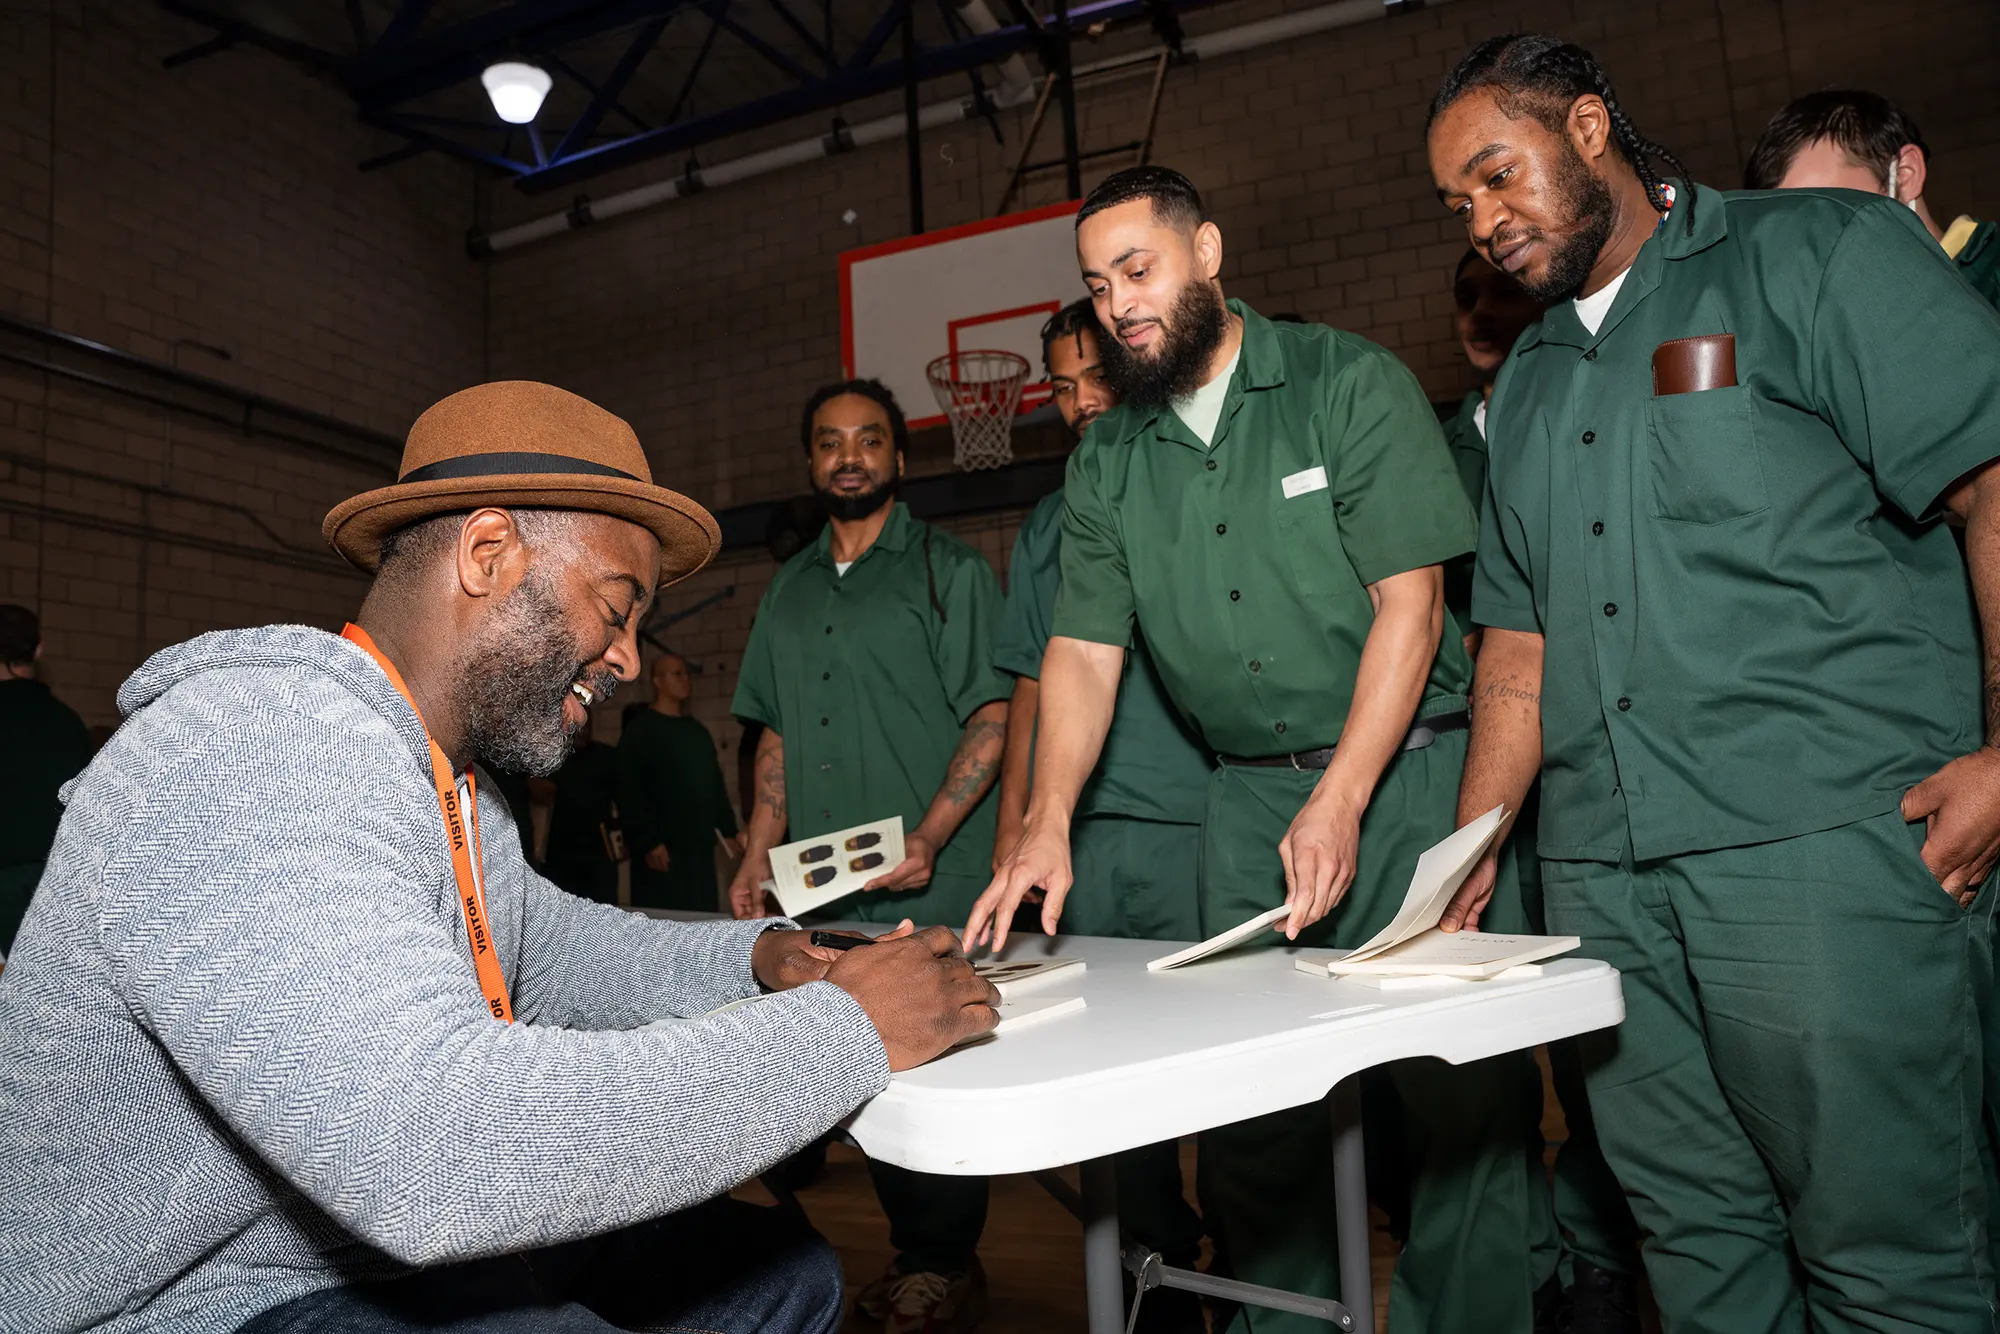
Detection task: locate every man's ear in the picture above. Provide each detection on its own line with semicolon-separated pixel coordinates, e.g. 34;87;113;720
895;449;906;480
456;508;525;600
1194;220;1224;282
1892;142;1928;204
1568;93;1612;165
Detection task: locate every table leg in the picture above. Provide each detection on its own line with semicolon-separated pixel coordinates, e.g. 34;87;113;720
1331;1077;1375;1334
1080;1156;1125;1334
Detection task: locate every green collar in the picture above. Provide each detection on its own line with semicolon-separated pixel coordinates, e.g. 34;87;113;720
1518;181;1728;352
1104;298;1284;446
812;499;915;568
1959;219;1997;267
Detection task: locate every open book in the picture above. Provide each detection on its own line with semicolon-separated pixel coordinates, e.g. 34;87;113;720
1148;805;1513;972
1295;804;1578;979
1146;905;1292;972
975;956;1086;997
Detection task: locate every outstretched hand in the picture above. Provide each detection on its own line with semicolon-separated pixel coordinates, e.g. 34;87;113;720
964;817;1073;953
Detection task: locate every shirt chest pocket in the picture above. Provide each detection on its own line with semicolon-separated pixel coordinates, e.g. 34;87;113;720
1275;490;1343;599
1644;385;1769;525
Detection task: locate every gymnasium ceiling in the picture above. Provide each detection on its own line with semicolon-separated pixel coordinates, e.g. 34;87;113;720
157;0;1197;191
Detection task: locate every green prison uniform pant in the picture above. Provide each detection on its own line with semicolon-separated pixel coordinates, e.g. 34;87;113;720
1511;783;1639;1283
851;871;993;1277
1067;814;1209;1266
1197;723;1556;1334
1542;810;1996;1334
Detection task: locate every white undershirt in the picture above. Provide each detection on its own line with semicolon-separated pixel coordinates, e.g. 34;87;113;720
1572;266;1630;336
835;561;854;576
1572;182;1672;337
456;775;484;899
1473;398;1488;440
1172;345;1242;448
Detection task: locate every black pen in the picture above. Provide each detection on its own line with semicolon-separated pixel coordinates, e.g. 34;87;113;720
810;931;875;951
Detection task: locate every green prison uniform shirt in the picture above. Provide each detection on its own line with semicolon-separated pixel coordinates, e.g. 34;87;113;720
1475;184;2000;863
1441;392;1488;628
992;487;1211;824
1948;216;2000;309
617;710;738;907
732;502;1013;892
1053;300;1477;757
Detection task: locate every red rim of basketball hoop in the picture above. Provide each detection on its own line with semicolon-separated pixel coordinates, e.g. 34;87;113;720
926;349;1029;471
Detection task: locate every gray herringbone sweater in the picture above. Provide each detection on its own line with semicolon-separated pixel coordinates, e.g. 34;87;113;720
0;625;892;1334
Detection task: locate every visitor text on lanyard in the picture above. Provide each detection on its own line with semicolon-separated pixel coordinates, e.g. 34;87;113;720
342;622;513;1022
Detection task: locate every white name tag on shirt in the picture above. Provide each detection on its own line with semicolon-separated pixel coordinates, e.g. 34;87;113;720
1281;465;1328;499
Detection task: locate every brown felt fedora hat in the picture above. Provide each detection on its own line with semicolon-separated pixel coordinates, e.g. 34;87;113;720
323;381;719;581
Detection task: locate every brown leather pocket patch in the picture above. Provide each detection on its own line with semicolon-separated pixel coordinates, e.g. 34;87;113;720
1652;333;1737;396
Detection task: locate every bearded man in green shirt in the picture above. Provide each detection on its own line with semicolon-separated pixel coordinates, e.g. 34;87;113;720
1429;34;2000;1333
988;298;1210;1333
970;167;1555;1334
730;379;1011;1334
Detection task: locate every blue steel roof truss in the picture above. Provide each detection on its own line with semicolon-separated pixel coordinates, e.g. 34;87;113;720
156;0;1196;192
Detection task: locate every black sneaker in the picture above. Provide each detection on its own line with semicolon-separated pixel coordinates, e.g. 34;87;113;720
1568;1259;1640;1334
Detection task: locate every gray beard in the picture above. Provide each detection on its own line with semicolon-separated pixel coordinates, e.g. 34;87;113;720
453;568;614;777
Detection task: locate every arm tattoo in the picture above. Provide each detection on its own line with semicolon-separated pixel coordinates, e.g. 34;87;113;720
754;729;786;824
943;714;1008;806
1477;676;1540;709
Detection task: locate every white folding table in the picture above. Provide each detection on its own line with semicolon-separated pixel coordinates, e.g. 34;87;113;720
836;930;1625;1334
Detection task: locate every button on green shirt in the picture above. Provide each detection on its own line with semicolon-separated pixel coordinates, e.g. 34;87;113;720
732;502;1012;886
1476;184;2000;862
993;487;1213;824
1054;301;1476;758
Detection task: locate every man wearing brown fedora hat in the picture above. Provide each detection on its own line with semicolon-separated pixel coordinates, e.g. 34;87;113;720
0;380;1000;1334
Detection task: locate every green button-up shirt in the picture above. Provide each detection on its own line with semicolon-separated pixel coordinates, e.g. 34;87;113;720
1951;217;2000;309
1476;184;2000;862
1054;301;1476;758
1441;391;1487;627
732;502;1012;886
994;487;1212;824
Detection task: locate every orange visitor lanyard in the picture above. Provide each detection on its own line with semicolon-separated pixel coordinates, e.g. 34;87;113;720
342;623;513;1023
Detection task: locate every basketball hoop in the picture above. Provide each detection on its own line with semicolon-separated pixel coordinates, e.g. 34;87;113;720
927;349;1029;471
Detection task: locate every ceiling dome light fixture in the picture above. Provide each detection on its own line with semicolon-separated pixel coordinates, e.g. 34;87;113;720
481;61;552;124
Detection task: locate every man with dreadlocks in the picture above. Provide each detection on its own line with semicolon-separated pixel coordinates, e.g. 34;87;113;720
1428;32;2000;1333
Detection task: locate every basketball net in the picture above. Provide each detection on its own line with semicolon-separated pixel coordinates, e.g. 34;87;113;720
927;349;1029;471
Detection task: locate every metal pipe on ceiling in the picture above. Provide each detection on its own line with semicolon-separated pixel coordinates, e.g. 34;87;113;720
474;0;1448;254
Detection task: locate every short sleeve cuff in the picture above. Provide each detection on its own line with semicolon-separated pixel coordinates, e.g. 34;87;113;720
1048;612;1133;649
993;644;1043;679
1468;593;1541;634
1890;424;2000;522
1347;535;1475;588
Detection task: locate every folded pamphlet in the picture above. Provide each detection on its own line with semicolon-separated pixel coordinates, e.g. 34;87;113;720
768;816;905;917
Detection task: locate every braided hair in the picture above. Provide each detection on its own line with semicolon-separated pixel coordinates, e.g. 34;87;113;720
1429;34;1695;236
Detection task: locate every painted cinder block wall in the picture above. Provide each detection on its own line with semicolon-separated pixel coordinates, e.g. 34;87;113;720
6;0;1997;774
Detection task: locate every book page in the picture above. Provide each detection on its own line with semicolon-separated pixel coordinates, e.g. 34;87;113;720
1339;806;1508;965
1147;904;1292;972
1318;932;1579;979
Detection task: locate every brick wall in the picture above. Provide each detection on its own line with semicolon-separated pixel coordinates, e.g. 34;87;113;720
0;3;482;726
8;0;1997;759
486;0;2000;765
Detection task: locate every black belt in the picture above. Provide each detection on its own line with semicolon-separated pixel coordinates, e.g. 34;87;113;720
1218;710;1470;770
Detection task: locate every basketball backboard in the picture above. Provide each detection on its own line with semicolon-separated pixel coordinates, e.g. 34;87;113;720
840;199;1085;432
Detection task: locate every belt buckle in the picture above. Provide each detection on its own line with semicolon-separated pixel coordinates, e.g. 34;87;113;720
1289;750;1305;772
